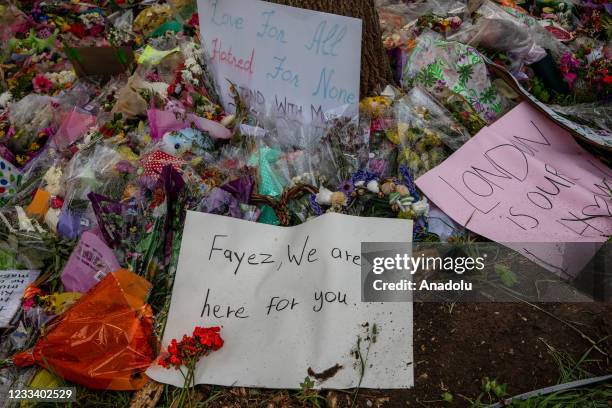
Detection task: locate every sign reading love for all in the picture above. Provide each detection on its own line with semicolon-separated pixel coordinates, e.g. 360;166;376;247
197;0;362;123
146;212;414;389
417;102;612;278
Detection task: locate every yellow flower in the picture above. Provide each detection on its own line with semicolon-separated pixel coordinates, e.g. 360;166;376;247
396;185;410;196
330;191;348;206
385;129;400;145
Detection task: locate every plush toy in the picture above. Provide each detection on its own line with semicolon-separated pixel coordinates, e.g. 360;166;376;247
159;127;214;157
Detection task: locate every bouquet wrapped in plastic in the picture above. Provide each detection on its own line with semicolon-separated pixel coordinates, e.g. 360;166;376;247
12;269;155;391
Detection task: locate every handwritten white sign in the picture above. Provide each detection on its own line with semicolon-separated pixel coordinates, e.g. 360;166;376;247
0;270;40;327
197;0;362;123
416;102;612;278
146;212;413;389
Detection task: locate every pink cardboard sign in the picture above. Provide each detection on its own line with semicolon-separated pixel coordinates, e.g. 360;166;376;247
61;230;121;293
416;102;612;278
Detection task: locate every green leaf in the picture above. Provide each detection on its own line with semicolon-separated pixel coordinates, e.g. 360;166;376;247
299;376;315;390
441;392;454;403
64;45;82;64
116;48;128;67
495;264;518;287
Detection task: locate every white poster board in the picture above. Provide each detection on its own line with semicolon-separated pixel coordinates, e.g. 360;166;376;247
147;212;414;389
197;0;362;122
0;270;40;327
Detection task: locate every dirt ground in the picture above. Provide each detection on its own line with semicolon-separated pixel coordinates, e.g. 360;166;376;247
195;302;612;408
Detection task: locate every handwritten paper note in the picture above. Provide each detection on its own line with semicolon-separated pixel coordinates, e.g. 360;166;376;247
146;212;413;389
197;0;362;122
0;270;40;327
416;102;612;278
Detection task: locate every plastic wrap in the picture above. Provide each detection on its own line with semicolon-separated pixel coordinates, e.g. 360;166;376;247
12;269;155;390
448;1;549;73
0;206;52;272
400;87;470;151
394;89;450;178
550;102;612;135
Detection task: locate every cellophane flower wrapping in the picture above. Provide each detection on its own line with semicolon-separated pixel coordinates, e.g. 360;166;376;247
12;268;155;391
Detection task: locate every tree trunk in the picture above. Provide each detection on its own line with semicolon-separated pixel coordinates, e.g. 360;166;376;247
267;0;394;97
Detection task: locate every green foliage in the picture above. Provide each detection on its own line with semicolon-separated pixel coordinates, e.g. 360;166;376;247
441;391;454;403
295;377;324;408
494;264;518;288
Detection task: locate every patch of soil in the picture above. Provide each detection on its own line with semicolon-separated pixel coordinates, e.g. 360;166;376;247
197;302;612;407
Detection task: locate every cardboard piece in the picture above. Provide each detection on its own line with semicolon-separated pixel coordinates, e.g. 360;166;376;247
68;46;134;78
416;102;612;278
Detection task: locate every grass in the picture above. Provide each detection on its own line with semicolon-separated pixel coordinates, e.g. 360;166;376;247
507;384;612;408
457;335;611;408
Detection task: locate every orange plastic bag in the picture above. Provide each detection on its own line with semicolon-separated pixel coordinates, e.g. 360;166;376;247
13;269;155;390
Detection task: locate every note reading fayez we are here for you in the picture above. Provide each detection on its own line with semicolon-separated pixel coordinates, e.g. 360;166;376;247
197;0;362;123
147;212;414;389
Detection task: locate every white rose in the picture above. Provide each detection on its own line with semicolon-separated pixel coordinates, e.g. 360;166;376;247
366;180;380;194
315;187;333;205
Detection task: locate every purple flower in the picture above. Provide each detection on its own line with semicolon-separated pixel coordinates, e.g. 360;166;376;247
115;160;135;174
560;52;581;70
368;159;387;176
338;179;355;195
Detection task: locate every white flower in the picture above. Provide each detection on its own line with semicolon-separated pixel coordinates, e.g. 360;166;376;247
366;180;380;194
220;114;235;127
15;207;35;232
354;180;365;187
411;198;429;217
315;187;333;205
0;91;13;109
181;69;194;83
43;166;63;196
45;208;61;233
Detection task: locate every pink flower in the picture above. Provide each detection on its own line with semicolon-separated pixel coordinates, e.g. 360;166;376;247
22;298;35;310
563;72;578;89
559;53;581;71
32;74;53;93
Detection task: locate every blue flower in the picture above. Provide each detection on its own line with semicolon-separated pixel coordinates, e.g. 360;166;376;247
309;194;323;216
351;169;378;185
399;165;420;200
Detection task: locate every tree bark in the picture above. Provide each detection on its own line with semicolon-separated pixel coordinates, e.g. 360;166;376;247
267;0;394;97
